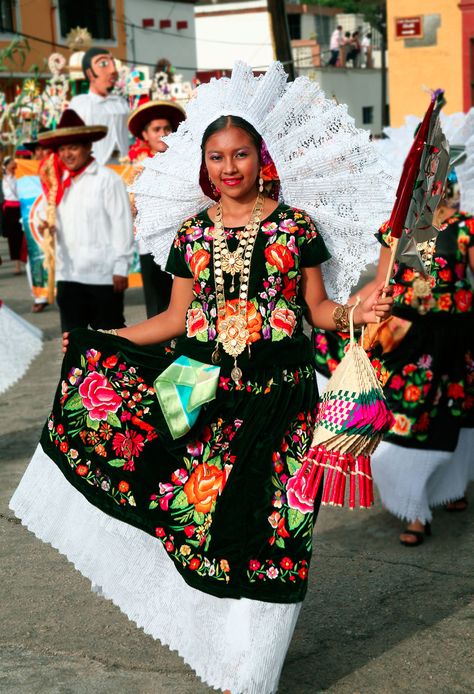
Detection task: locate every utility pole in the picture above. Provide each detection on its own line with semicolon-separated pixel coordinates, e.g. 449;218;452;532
376;4;388;127
267;0;295;79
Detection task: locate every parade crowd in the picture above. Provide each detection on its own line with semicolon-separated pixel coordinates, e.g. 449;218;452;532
2;49;473;694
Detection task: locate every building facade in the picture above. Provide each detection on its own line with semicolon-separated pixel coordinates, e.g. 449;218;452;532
387;0;464;125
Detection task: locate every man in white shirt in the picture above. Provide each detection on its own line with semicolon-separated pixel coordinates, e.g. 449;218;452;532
38;110;134;332
69;48;129;165
328;25;343;67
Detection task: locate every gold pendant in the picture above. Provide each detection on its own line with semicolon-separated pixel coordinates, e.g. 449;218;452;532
218;314;249;357
221;251;244;276
211;344;221;364
231;363;242;383
412;276;432;298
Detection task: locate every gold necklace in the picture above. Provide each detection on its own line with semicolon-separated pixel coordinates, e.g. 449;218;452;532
211;193;265;382
212;195;263;293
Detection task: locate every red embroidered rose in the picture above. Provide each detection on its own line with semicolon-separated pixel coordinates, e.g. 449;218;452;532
454;289;472;312
389;374;405;390
438;268;452;282
402;268;415;282
249;559;261;570
112;430;145;460
447;383;465;399
186;307;208;338
269;306;297;336
189;557;201;570
118;480;130;493
59;441;69;453
76;464;88;476
286;473;314;514
155;527;166;538
264;243;295;273
189;249;210;279
183;463;225;514
102;355;118;369
78;371;122;421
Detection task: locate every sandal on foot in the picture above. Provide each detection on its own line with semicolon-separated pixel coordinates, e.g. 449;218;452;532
399;522;431;547
445;497;468;512
32;303;47;313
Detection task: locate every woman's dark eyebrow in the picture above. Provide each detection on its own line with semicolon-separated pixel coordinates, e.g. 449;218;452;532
206;146;252;154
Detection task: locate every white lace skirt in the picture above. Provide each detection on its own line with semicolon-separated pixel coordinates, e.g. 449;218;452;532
0;303;42;395
371;429;474;523
10;444;301;694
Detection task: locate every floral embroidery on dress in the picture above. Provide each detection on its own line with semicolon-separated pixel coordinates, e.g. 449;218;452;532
48;349;158;506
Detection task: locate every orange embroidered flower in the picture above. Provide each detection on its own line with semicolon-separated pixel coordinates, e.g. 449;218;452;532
264;243;295;273
392;413;412;436
217;300;262;344
183;463;225;514
189;249;210;279
118;480;130;493
437;293;452;311
404;385;422;402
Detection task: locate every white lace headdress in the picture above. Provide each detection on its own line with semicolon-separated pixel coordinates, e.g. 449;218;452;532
132;61;396;302
375;109;474;213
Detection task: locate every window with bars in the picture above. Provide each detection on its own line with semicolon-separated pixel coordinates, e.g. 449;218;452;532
0;0;15;33
58;0;113;40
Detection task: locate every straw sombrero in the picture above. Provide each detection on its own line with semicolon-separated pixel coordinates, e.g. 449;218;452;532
128;100;185;139
38;109;107;148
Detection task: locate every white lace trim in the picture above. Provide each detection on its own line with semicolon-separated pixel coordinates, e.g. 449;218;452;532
132;61;396;302
10;444;301;694
371;430;474;523
375;108;474;215
0;303;43;395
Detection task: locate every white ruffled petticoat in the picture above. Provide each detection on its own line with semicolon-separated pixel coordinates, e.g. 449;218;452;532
371;429;474;524
316;374;474;524
0;303;42;395
10;444;301;694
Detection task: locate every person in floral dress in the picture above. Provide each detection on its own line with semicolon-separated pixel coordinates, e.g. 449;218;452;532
10;114;392;693
314;181;474;546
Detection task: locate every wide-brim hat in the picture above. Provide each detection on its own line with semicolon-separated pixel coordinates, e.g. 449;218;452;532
128;100;186;139
37;109;107;149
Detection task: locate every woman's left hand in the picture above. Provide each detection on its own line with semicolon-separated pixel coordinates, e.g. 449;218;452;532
354;283;393;325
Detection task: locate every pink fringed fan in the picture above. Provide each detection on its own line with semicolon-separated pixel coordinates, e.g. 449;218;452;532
299;307;394;509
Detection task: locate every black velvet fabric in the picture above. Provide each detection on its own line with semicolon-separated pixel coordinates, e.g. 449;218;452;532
41;329;321;603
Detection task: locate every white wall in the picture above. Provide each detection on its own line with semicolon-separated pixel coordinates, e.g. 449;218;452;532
195;1;275;71
124;0;197;80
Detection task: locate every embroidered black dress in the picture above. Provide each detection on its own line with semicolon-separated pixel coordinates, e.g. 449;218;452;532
11;204;330;693
313;212;474;523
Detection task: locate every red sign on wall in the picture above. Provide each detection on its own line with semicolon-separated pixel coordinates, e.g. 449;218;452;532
395;16;423;39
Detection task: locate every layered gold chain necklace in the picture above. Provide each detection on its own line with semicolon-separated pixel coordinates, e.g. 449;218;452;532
211;193;265;382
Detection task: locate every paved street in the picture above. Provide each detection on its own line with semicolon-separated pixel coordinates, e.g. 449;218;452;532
1;241;473;694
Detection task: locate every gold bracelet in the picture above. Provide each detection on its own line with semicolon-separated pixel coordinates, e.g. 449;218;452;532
97;328;118;336
332;303;351;331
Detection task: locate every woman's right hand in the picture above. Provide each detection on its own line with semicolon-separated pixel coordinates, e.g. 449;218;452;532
62;332;69;353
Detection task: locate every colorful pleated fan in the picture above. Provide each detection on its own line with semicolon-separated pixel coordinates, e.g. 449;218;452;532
299;314;394;509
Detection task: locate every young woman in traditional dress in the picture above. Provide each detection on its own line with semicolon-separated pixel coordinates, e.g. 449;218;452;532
314;176;474;546
10;64;393;693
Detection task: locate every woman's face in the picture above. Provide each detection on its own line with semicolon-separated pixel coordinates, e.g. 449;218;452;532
204;125;260;201
5;159;16;175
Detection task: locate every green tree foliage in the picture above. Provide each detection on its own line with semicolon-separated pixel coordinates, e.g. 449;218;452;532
307;0;386;31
